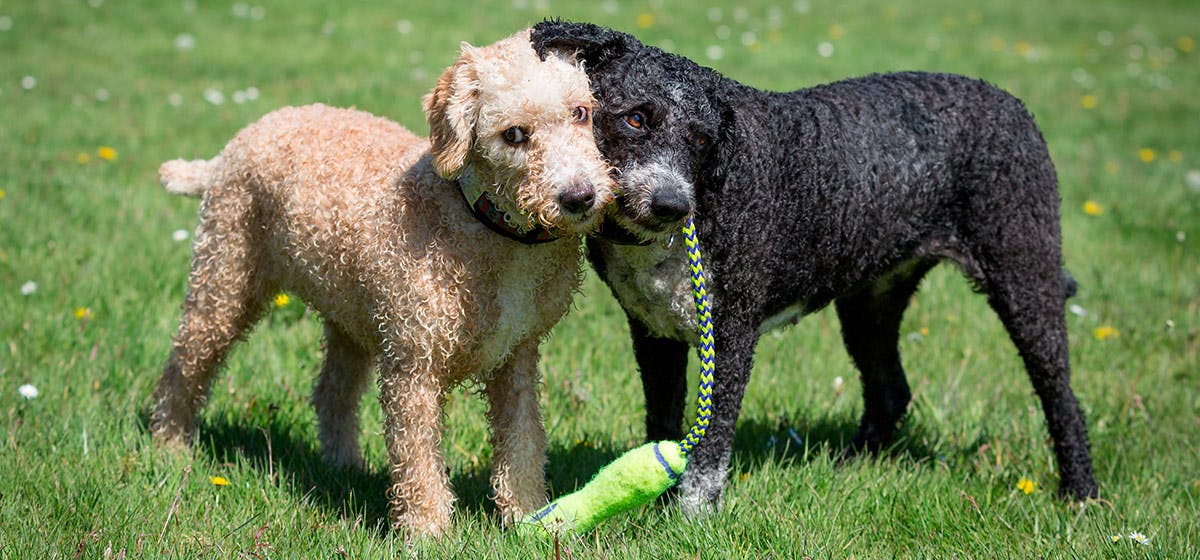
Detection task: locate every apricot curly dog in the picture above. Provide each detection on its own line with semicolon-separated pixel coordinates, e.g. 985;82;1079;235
149;30;611;537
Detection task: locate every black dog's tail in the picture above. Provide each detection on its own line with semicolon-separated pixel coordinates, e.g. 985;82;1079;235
1061;269;1079;299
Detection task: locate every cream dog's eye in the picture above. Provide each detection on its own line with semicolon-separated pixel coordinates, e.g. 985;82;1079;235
503;126;529;145
572;106;590;124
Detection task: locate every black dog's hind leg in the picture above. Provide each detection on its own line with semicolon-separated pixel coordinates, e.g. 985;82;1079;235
629;317;689;442
982;261;1098;500
835;260;935;458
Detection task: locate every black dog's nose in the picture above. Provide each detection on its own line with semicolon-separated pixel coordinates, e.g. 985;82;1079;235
649;189;691;222
559;179;596;214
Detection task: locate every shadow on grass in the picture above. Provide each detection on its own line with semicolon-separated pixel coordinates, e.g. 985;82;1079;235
135;408;649;532
540;410;953;500
730;412;948;470
189;418;394;535
135;405;956;533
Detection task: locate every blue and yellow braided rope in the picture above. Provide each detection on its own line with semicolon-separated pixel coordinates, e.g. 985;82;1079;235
519;216;716;535
680;216;715;456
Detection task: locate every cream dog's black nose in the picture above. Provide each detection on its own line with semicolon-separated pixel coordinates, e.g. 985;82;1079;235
559;179;597;214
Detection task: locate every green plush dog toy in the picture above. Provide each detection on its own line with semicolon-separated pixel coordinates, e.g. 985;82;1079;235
520;217;715;535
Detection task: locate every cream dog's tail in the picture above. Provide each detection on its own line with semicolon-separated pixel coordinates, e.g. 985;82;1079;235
159;156;222;197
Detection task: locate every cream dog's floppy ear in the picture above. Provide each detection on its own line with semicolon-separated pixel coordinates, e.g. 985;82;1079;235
423;43;480;179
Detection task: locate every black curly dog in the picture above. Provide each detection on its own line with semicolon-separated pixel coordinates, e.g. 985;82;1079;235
533;21;1098;512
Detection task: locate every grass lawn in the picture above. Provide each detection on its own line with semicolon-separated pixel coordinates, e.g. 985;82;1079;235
1;0;1197;557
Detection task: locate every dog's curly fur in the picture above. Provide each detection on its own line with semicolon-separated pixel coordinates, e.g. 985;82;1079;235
149;30;612;537
533;21;1098;512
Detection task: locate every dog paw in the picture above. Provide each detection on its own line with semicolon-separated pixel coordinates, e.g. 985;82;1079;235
148;416;193;449
676;468;724;518
322;446;366;470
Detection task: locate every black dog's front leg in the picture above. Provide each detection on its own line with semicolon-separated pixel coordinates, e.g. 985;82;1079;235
629;317;689;442
676;307;760;514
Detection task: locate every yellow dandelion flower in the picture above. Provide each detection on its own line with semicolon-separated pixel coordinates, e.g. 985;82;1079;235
967;10;983;25
0;189;5;201
1093;325;1118;340
1017;478;1037;494
636;12;655;28
1080;94;1098;109
273;293;290;307
1138;148;1156;163
1083;200;1104;216
74;307;92;320
1014;41;1033;57
97;146;118;161
1178;36;1195;53
828;23;844;40
1168;150;1183;163
1104;161;1120;175
920;326;929;336
76;152;91;165
210;476;230;486
988;37;1006;52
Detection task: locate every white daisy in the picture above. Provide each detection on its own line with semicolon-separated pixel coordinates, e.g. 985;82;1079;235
1186;169;1200;192
202;88;224;105
18;384;39;399
174;33;195;51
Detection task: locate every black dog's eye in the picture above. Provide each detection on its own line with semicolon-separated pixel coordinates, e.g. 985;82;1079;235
503;126;529;145
572;106;590;124
623;112;646;130
694;133;708;146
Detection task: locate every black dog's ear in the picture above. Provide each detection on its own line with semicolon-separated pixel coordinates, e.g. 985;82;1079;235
532;19;638;69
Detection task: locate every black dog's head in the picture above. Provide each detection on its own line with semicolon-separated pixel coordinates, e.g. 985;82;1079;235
533;21;729;240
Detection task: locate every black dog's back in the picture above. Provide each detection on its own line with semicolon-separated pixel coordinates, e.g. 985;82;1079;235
715;72;1063;314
